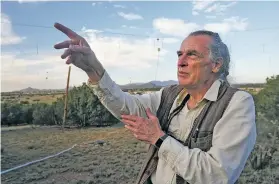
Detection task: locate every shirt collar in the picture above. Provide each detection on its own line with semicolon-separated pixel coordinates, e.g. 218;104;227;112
203;79;222;102
176;79;223;106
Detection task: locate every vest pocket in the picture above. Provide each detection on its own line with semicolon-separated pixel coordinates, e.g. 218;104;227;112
190;131;213;152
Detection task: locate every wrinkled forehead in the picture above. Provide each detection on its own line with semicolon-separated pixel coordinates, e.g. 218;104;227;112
179;35;213;52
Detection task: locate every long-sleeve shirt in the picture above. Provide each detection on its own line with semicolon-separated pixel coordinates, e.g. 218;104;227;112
88;71;257;184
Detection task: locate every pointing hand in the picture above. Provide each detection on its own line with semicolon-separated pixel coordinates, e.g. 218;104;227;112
54;22;105;83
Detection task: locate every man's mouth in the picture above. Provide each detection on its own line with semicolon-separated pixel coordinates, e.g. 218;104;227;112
178;65;188;75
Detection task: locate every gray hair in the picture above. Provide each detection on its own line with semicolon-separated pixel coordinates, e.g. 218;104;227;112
188;30;231;84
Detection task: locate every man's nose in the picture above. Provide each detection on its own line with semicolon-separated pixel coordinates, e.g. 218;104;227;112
177;55;188;67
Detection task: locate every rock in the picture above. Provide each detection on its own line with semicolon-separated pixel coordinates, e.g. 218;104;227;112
95;140;106;146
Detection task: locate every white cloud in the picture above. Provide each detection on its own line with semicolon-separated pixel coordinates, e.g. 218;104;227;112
205;1;237;14
153;16;248;37
1;27;170;91
204;16;248;34
192;0;237;16
192;11;199;16
113;4;126;8
192;0;216;11
0;52;78;92
153;18;200;37
117;12;143;20
80;27;168;68
192;0;216;15
224;16;248;30
1;13;26;45
17;0;40;3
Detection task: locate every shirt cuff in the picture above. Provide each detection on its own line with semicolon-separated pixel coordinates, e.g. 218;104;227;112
87;70;112;89
87;71;116;99
158;136;185;169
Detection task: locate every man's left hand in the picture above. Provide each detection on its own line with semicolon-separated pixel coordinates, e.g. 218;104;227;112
121;108;165;145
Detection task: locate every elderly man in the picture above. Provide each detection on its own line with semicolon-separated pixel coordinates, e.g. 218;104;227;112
54;23;257;184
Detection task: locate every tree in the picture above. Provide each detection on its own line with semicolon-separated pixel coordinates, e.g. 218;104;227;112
20;105;34;124
1;83;119;127
32;103;55;125
1;103;10;126
255;75;279;126
1;103;32;126
66;83;118;127
52;98;64;125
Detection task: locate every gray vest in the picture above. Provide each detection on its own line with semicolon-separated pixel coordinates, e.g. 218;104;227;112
135;82;238;184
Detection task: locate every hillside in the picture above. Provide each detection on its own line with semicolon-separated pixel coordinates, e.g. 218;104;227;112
19;87;41;93
120;81;265;90
119;80;178;89
3;81;265;94
5;80;178;94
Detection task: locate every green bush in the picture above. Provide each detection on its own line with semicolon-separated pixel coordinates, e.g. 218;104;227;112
249;143;277;170
1;82;118;127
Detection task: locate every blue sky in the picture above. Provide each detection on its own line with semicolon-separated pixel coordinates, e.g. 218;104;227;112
1;0;279;92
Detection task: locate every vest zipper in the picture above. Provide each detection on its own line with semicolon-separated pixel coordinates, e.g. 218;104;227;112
184;117;199;146
186;101;213;145
194;128;199;142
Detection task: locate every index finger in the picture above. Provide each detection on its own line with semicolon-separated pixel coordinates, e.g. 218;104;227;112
54;22;80;39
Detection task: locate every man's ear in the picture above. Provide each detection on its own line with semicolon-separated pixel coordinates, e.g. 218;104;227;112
212;58;223;73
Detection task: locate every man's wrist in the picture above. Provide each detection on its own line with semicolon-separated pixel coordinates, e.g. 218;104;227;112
86;69;105;85
154;132;168;149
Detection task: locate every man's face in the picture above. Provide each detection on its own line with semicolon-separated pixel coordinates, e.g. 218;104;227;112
177;35;215;88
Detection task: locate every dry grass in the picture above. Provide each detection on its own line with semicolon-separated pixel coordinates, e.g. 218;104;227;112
1;125;40;131
1;126;278;184
1;94;63;104
1;127;147;184
21;94;63;104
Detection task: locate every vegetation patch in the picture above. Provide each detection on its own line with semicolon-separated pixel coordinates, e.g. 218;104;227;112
1;75;279;183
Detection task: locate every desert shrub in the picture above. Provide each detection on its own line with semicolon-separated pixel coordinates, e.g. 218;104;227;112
255;75;279;129
248;75;279;170
66;83;118;127
32;103;55;125
249;143;277;170
20;100;29;104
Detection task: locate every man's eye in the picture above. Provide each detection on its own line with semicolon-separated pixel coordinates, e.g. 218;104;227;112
177;51;182;57
187;52;196;56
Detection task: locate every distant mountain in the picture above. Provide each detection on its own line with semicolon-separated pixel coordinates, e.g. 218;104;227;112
15;87;73;93
119;80;266;90
7;81;265;94
150;80;178;86
119;80;178;90
19;87;41;93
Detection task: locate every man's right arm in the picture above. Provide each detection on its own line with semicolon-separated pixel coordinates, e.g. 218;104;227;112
88;71;163;120
53;23;162;119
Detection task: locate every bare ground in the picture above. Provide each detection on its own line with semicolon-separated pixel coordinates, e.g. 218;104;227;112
1;127;147;184
1;126;279;184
